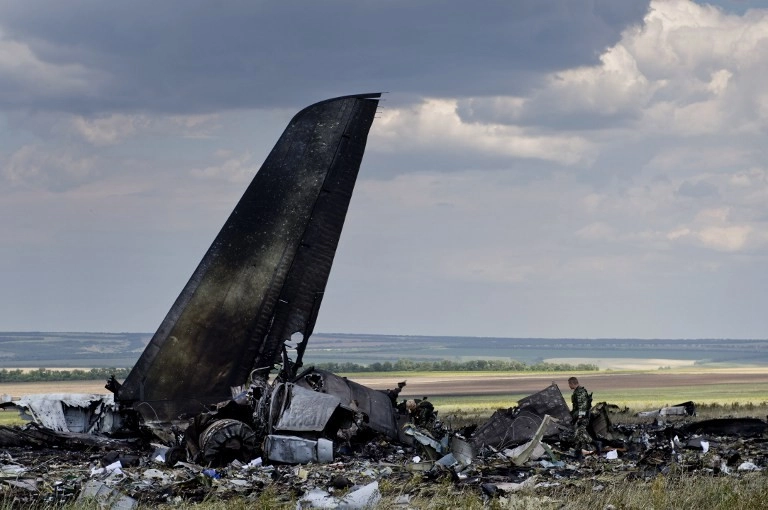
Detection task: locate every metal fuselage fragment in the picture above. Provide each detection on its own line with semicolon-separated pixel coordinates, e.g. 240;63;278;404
113;93;382;426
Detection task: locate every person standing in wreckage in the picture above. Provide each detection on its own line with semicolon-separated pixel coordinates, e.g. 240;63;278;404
568;376;594;456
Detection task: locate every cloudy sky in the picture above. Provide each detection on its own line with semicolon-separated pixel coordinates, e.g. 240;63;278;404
2;0;768;339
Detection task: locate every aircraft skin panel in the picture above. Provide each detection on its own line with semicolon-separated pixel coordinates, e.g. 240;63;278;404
116;94;381;421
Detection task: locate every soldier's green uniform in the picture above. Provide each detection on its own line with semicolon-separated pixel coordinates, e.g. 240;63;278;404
571;385;593;452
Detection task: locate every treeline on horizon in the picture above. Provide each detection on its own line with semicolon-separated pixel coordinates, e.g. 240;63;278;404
0;367;131;383
0;359;597;383
312;359;599;373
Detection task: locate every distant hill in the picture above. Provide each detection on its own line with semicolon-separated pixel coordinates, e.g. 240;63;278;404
1;332;767;369
0;332;149;368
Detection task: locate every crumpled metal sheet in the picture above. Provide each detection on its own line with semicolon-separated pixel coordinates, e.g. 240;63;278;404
78;480;137;510
297;481;380;509
470;384;571;450
470;409;542;450
293;368;399;439
116;94;381;424
14;393;119;433
264;435;333;464
682;417;768;437
270;382;347;433
517;383;571;426
6;390;768;505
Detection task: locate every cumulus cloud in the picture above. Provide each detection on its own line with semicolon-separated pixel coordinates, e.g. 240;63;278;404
168;114;221;139
191;151;259;183
69;113;222;145
455;0;768;137
2;145;99;191
376;99;596;166
71;114;150;146
4;0;768;338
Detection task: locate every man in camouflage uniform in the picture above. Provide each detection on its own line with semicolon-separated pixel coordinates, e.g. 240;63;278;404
568;376;594;456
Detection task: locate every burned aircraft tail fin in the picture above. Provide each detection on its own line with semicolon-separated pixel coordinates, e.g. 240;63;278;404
116;93;381;423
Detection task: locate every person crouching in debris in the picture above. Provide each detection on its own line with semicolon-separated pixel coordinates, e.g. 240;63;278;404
568;376;594;457
405;398;436;429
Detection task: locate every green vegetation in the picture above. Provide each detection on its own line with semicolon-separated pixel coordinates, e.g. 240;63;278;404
0;359;596;383
9;470;766;509
428;385;768;414
314;358;599;373
0;367;130;383
0;411;23;426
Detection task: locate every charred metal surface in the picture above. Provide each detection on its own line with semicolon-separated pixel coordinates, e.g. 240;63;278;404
516;383;572;426
270;382;353;434
589;402;615;440
0;423;137;450
293;368;400;439
116;94;381;423
264;435;334;464
197;418;258;467
470;384;571;450
7;383;768;505
470;410;512;450
681;417;768;437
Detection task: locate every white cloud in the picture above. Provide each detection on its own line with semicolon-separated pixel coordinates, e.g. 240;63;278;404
526;42;658;120
5;0;768;338
191;151;259;183
2;144;98;190
452;0;768;138
697;225;752;251
70;113;223;145
665;207;757;251
71;115;150;146
375;99;596;165
575;222;616;240
169;114;221;139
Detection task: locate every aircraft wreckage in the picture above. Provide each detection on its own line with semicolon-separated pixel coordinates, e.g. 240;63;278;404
2;93;419;464
3;94;390;447
3;94;768;507
0;93;586;468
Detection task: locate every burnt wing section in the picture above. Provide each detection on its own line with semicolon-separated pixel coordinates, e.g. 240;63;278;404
116;93;381;423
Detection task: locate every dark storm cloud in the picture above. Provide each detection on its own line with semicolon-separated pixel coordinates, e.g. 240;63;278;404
0;0;650;114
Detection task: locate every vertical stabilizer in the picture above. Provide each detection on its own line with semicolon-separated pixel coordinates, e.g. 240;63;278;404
116;93;381;423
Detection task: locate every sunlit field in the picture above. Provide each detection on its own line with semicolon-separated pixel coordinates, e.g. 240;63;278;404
544;357;697;370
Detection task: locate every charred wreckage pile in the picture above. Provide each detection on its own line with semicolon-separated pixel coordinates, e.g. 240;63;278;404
3;379;768;508
2;94;767;507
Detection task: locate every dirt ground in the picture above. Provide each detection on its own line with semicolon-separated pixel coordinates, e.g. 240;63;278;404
4;369;766;399
354;369;768;398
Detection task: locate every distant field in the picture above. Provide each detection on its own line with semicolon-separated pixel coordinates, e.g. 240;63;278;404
3;332;768;421
1;380;110;395
3;367;768;412
544;357;698;370
3;332;768;369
